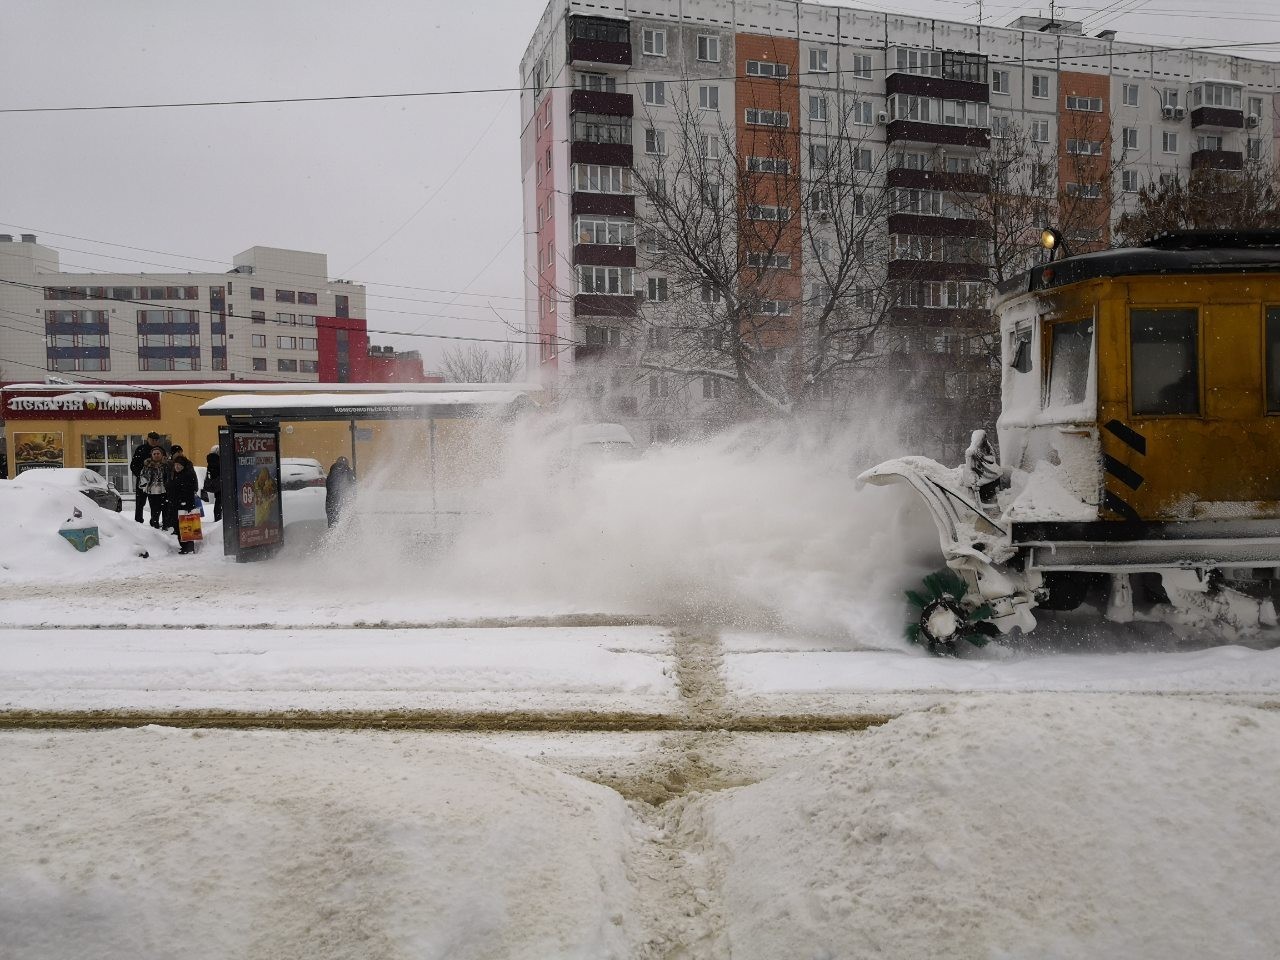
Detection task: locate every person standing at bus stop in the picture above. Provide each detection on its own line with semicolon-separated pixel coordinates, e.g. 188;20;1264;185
202;444;222;522
325;456;356;528
136;445;170;528
130;432;164;523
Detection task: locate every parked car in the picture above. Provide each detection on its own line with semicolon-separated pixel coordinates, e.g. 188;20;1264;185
280;457;326;491
8;467;123;511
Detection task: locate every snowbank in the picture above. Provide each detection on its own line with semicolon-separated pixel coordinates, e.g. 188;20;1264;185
0;483;173;582
0;728;635;960
703;696;1280;959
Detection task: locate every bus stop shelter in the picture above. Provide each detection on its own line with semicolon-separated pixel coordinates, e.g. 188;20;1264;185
197;386;538;559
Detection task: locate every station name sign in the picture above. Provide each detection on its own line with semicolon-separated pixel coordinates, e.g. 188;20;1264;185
1;390;162;420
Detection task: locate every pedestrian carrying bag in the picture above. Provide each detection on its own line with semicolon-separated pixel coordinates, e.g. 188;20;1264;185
178;510;203;543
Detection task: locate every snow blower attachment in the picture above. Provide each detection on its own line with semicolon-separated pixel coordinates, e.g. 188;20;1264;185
860;230;1280;652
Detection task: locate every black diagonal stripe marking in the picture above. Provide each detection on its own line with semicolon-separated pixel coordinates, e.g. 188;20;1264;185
1104;490;1142;522
1104;419;1147;456
1103;453;1144;491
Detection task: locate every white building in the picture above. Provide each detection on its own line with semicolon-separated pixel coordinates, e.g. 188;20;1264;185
0;236;366;384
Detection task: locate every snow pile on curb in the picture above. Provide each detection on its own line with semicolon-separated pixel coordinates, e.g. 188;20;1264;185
703;696;1280;959
0;729;635;960
0;484;171;581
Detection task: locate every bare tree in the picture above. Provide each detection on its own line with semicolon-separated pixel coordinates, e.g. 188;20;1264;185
439;343;524;383
628;84;909;419
1114;157;1280;245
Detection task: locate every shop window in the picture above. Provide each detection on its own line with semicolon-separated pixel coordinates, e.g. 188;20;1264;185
1131;308;1198;415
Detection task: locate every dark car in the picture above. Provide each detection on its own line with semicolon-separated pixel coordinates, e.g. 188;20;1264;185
8;467;124;512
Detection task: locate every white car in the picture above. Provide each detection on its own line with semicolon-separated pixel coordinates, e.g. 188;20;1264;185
8;467;124;511
280;458;326;491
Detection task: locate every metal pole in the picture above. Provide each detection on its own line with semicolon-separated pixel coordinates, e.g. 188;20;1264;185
428;417;437;523
349;419;358;476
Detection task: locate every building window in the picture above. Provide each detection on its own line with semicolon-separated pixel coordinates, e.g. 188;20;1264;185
277;358;299;373
701;281;723;302
1122;169;1140;192
1031;75;1049;99
645;128;666;155
576;72;616;93
1131;308;1198;415
1122;83;1139;107
275;289;295;303
574;113;632;144
250;287;264;300
748;156;791;174
698;85;719;110
702;376;723;399
809;143;828;168
697;35;720;62
1122;127;1138;150
646;326;668;349
991;70;1009;94
251;334;266;347
299;337;317;350
278;336;297;349
1248;138;1264;161
647;277;668;302
850;54;871;79
335;294;349;318
1066;95;1103;113
277;313;296;325
852;148;873;171
1030;120;1050;143
574;164;633;194
756;300;792;316
298;291;318;306
808;95;828;122
251;357;267;371
809;48;829;73
745;60;789;79
1193;83;1241;109
1248;95;1264;118
251;311;266;323
699;134;721;159
577;265;634;295
1197;134;1224;151
641;28;666;56
849;100;873;125
745;108;789;127
576;216;635;245
745;205;791;221
300;360;318;374
643;81;666;106
1066;139;1104;156
1163;131;1178;153
1064;182;1102;199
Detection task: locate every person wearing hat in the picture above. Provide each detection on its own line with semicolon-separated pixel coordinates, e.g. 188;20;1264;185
166;454;200;554
325;456;356;528
202;444;222;522
130;432;165;523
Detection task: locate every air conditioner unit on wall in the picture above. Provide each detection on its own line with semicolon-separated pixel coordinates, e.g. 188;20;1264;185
1173;106;1187;121
1247;113;1260;128
877;111;889;124
1161;105;1175;119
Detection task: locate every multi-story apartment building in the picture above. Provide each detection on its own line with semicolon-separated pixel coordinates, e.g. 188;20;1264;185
0;237;369;385
520;0;1280;457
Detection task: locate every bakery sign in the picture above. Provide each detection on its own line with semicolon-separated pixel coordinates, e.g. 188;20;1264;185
1;390;162;420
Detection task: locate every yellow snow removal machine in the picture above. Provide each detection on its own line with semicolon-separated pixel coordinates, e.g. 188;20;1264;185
860;230;1280;653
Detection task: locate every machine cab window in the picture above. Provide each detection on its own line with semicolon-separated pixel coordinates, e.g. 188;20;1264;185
1046;318;1093;408
1266;307;1280;413
1130;307;1199;415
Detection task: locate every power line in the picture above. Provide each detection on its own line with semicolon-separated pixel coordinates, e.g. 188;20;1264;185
3;38;1280;115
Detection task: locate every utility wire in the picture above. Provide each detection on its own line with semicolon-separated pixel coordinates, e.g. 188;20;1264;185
3;38;1280;114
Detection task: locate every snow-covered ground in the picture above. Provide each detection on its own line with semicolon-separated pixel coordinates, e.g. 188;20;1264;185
4;422;1279;958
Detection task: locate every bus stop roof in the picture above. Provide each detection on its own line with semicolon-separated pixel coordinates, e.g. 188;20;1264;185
198;388;537;422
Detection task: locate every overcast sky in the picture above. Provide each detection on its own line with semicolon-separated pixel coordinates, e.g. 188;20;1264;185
1;0;1276;372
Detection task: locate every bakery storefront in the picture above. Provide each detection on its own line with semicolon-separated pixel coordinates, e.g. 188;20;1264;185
2;387;167;492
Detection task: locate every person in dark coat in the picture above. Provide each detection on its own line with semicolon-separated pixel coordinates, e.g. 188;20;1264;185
202;445;223;522
325;456;356;528
130;432;165;523
167;455;200;554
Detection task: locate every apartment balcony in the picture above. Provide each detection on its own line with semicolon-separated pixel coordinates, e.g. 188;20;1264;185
570;89;633;117
573;243;637;268
574;293;639;319
567;16;632;67
887;213;985;238
887;259;988;282
886;168;989;193
570;141;633;167
886;72;989;104
571;192;635;217
887;120;990;150
1191;106;1244;130
1191;148;1244;171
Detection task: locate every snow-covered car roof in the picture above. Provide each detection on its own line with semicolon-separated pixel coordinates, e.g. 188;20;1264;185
8;468;109;489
